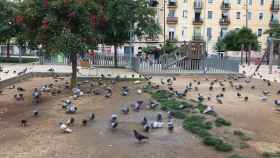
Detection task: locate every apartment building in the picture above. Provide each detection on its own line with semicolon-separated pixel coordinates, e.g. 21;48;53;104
133;0;280;54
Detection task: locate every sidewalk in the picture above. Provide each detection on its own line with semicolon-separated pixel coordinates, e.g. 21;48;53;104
0;64;139;81
239;64;280;82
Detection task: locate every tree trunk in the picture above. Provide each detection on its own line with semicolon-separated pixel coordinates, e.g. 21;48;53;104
114;44;118;68
19;46;22;63
70;53;78;88
241;44;244;65
248;44;251;65
6;42;10;58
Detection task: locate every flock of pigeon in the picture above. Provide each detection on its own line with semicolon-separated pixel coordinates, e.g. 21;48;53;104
1;64;280;143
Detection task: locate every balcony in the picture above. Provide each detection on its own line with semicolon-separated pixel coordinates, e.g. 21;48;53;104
194;1;203;9
192;35;204;41
271;4;280;11
149;0;159;7
219;18;230;25
221;3;231;10
145;35;159;41
167;16;178;24
168;1;177;8
193;18;203;25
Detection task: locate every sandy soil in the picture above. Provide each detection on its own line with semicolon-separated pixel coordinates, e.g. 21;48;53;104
0;75;279;158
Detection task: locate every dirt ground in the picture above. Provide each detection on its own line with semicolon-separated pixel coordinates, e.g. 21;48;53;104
0;75;280;158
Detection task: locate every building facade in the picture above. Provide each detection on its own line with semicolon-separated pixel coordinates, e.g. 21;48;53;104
131;0;280;54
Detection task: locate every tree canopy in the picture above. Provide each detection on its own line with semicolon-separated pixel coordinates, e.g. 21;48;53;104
215;27;260;52
265;23;280;38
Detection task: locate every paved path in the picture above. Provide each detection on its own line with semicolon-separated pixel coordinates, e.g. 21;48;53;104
239;64;280;82
0;63;139;81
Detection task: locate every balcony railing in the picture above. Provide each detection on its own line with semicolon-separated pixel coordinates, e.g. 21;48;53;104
145;35;159;41
271;4;280;11
167;17;178;24
194;1;203;9
219;18;230;25
193;18;203;25
149;0;159;7
192;35;204;41
221;3;231;10
168;1;177;8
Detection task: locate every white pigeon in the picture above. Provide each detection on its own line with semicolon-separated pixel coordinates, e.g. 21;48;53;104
260;96;268;101
59;123;72;133
274;100;280;106
203;105;214;114
137;89;142;95
151;121;164;129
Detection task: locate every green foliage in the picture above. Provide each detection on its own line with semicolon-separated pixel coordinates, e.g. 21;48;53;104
151;90;174;101
0;57;38;63
215;27;260;52
265;23;280;38
233;130;251;141
142;46;157;54
215;117;232;127
262;152;280;158
161;40;178;54
203;136;234;152
229;154;249;158
172;110;186;119
183;115;212;138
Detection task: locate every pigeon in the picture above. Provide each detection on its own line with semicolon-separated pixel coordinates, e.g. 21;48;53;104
122;90;129;96
141;117;148;125
21;120;27;127
66;105;78;114
143;123;150;132
203;105;214;114
111;114;118;122
111;121;118;129
209;86;213;91
274;100;280;106
66;117;75;126
137;89;142;95
133;130;148;142
82;119;88;126
251;86;256;89
156;113;163;122
59;122;72;133
277;90;280;95
260;96;268;101
198;94;204;102
121;107;130;114
160;79;165;85
14;93;24;101
33;110;39;117
167;111;174;120
168;120;174;131
89;113;95;121
263;90;270;96
17;87;25;92
149;100;159;110
237;92;242;98
216;97;223;104
222;87;226;92
244;96;249;101
175;91;186;98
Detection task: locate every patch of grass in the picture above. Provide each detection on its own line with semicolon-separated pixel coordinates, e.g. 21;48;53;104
172;110;186;119
262;152;280;158
240;142;250;149
197;103;207;113
233;130;251;141
215;117;232;127
229;154;249;158
151;90;174;101
0;57;38;63
183;115;212;138
203;136;234;152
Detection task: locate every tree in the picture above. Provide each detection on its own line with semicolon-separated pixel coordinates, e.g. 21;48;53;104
0;0;17;58
20;0;99;87
101;0;161;67
215;27;260;63
265;23;280;38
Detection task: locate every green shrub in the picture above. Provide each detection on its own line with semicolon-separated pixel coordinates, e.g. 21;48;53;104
197;103;207;113
262;152;280;158
240;142;250;149
0;57;38;63
233;130;251;141
215;117;232;127
229;154;249;158
172;110;186;119
183;115;212;138
203;136;234;152
215;142;234;152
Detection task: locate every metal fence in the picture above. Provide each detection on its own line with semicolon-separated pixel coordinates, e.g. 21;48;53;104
39;53;240;74
131;56;240;74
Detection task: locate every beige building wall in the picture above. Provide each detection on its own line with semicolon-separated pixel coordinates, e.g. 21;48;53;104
141;0;280;53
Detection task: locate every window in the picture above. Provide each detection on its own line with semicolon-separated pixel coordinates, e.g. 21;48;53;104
183;10;188;18
248;12;252;20
237;0;241;4
207;27;212;39
220;28;228;38
208;11;213;19
257;28;262;37
248;0;252;5
168;28;175;40
168;10;175;17
260;0;264;5
236;12;241;19
259;12;263;20
208;0;213;3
